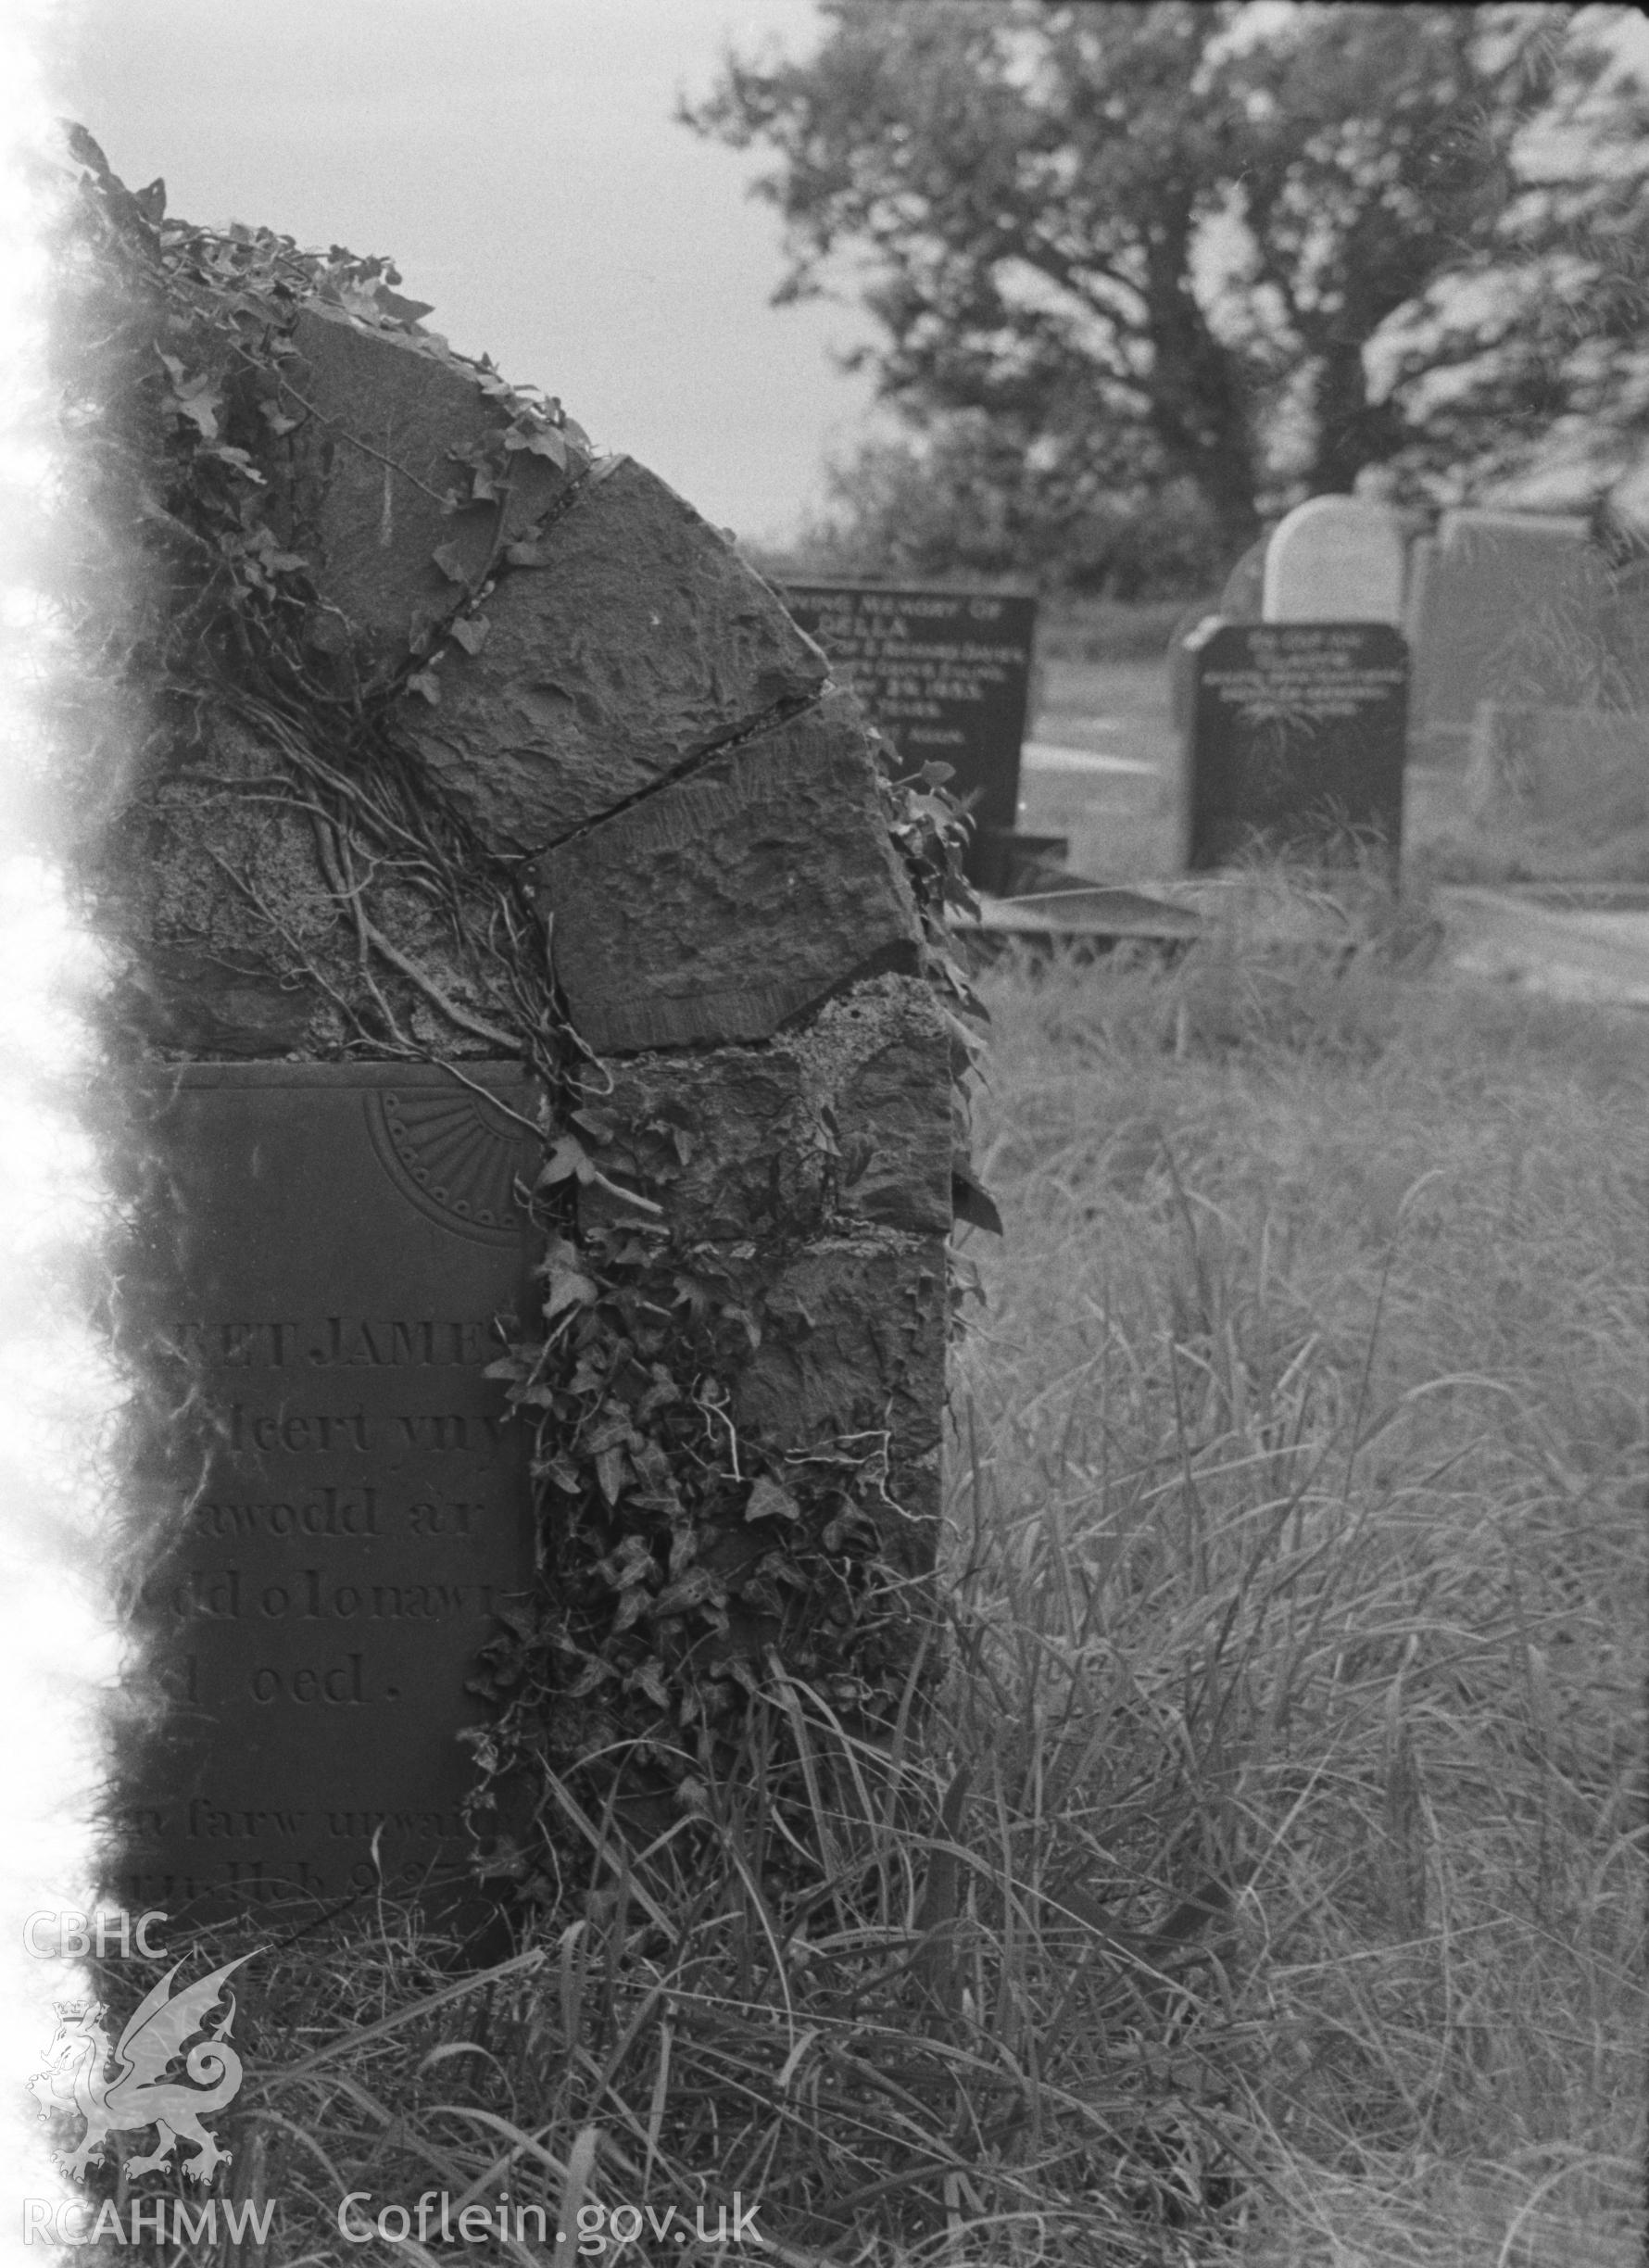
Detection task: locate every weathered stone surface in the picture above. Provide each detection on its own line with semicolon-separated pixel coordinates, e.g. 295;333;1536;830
283;305;569;676
732;1231;949;1570
403;458;828;854
536;698;922;1053
1466;702;1649;833
1406;510;1614;767
584;976;953;1242
105;712;512;1060
796;982;955;1237
116;943;317;1058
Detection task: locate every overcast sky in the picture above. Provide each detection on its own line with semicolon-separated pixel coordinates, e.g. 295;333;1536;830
51;0;880;546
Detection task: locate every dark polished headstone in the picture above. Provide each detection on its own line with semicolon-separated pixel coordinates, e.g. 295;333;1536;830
110;1063;539;1930
1185;623;1408;871
783;583;1037;886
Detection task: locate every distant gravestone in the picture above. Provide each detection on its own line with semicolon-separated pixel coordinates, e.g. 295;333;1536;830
1218;538;1269;622
1185;623;1408;870
783;584;1037;888
113;1065;538;1926
1406;510;1614;766
1263;496;1406;625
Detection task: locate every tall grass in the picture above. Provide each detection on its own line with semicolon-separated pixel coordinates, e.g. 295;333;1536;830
55;898;1644;2265
955;905;1646;2262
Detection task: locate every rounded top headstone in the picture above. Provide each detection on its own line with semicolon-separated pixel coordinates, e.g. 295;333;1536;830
1262;494;1406;625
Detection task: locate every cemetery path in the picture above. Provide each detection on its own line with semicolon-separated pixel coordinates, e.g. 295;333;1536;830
1436;886;1649;1008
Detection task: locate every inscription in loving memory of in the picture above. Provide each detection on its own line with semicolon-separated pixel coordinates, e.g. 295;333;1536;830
112;1064;540;1926
783;584;1037;878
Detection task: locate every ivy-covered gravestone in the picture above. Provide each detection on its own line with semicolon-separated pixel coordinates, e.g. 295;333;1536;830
60;130;978;1931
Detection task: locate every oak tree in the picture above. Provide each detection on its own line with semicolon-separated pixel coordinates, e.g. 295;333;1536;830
685;1;1649;578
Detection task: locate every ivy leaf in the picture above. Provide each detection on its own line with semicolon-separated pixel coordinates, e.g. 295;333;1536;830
431;540;471;585
204;445;261;481
613;1586;651;1634
746;1475;801;1525
951;1162;1004;1237
542;1236;598;1317
374;287;434;325
595;1443;629;1506
503;539;548;567
653;1566;720;1618
628;1657;671;1710
538;1134;593;1187
405;667;442;706
448;613;490;656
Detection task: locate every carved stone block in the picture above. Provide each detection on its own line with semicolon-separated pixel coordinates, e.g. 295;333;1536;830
284;305;569;674
584;977;952;1242
536;699;922;1053
402;458;827;854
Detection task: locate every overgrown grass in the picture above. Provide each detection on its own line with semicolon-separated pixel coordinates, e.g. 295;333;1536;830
953;902;1647;2262
60;898;1645;2266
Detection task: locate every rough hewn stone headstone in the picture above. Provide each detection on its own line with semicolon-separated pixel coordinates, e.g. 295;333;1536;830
535;696;923;1052
1185;623;1408;869
1263;496;1405;625
92;171;962;1945
112;1065;537;1926
405;459;828;854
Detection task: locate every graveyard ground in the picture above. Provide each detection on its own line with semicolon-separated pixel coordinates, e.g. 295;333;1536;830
953;919;1647;2265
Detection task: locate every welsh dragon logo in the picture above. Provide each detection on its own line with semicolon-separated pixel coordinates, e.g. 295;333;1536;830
30;1953;256;2186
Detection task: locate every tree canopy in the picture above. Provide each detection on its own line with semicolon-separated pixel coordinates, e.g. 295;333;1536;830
685;1;1649;587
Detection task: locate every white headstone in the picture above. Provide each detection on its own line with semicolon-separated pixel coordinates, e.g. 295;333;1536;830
1262;495;1406;624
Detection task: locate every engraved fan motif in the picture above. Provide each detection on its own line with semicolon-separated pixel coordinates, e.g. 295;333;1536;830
368;1084;528;1241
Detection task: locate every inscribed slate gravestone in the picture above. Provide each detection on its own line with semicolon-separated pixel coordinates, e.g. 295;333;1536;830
782;584;1037;888
112;1064;537;1926
1185;624;1408;871
1263;496;1405;625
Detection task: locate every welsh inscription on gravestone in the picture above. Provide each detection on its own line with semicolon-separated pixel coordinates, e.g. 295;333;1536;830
1186;623;1408;871
783;584;1037;886
111;1064;539;1926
